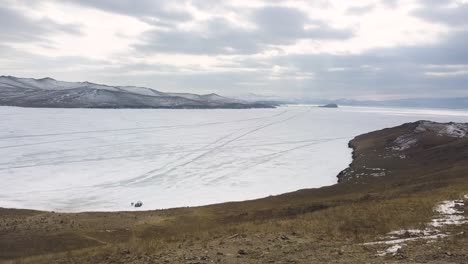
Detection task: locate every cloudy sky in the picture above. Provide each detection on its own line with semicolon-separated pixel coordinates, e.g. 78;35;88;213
1;0;467;100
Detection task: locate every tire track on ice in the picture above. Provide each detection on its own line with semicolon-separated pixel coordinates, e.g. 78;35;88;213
91;110;289;188
0;137;345;171
118;109;310;187
0;136;100;149
180;137;348;186
2;137;339;196
110;110;289;181
0;111;288;170
0;112;285;140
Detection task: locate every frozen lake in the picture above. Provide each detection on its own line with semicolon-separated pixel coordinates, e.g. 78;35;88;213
1;105;468;212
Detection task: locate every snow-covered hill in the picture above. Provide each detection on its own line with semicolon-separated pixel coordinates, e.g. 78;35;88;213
0;76;271;109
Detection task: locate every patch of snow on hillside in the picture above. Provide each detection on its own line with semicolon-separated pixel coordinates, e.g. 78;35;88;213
392;135;418;151
365;196;467;257
377;244;404;256
118;86;165;96
392;121;468;152
431;200;467;227
416;121;468;138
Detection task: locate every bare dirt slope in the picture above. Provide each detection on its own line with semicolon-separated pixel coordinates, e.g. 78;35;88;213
1;121;467;263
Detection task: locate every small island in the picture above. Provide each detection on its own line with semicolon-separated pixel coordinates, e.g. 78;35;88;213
319;103;339;108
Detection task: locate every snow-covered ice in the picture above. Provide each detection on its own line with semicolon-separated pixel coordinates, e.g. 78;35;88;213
1;105;468;212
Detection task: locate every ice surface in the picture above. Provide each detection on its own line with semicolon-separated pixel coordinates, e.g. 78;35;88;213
1;106;468;212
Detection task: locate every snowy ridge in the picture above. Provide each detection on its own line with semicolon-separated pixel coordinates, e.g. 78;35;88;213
0;76;268;109
391;121;468;152
416;121;468;138
167;92;244;104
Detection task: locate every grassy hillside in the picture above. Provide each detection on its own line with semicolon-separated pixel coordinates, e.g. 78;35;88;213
1;121;467;263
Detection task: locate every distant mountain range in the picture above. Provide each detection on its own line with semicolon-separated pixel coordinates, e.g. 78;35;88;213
0;76;273;109
234;94;468;110
313;97;468;110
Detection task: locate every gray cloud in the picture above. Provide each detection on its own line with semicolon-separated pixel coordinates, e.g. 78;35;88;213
134;18;260;55
135;6;353;55
84;30;468;99
346;4;375;15
413;2;468;26
0;44;107;73
381;0;399;8
3;29;467;100
0;6;81;43
254;6;352;40
265;30;468;99
63;0;191;22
